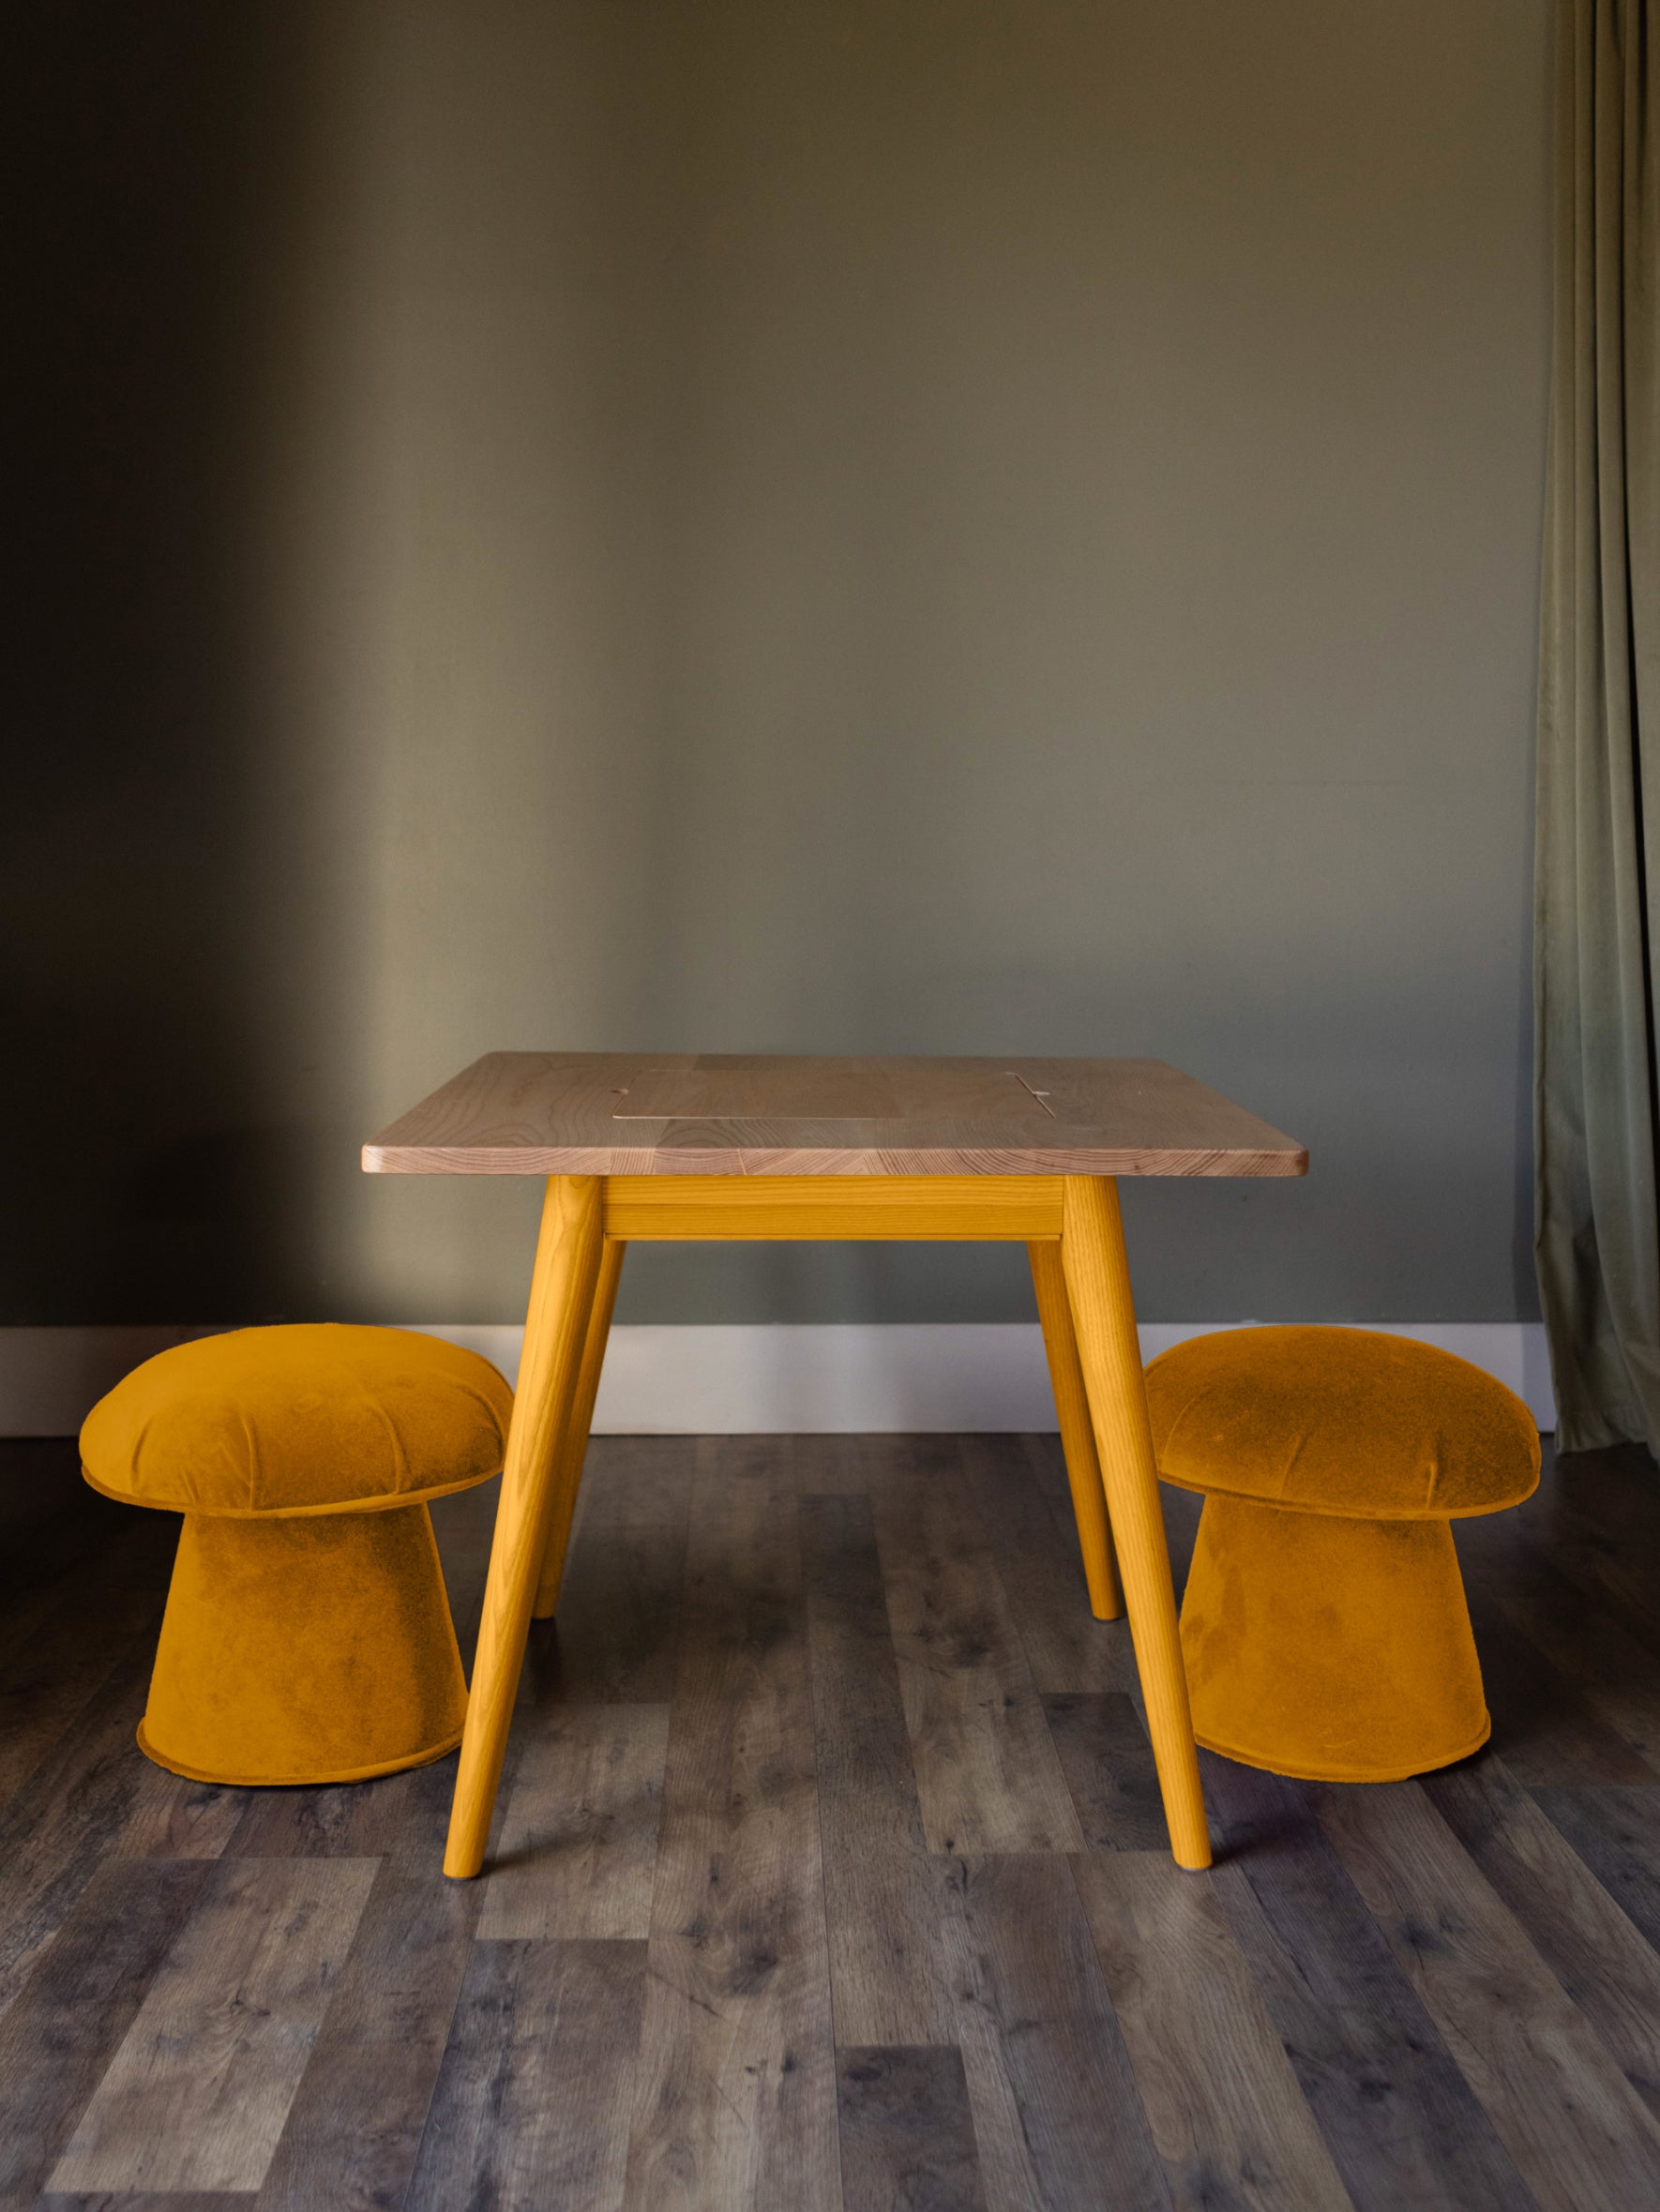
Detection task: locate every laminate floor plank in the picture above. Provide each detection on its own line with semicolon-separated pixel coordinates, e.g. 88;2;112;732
1465;1531;1660;1769
1019;1431;1094;1551
1503;1459;1660;1658
837;2044;988;2212
794;1433;874;1496
0;1574;83;1706
113;1768;247;1862
13;1431;1660;2212
253;1852;479;2212
803;1491;954;2047
0;1512;173;1811
407;1937;644;2212
223;1739;466;1861
1541;1446;1660;1567
0;1440;131;1611
1532;1786;1660;1958
477;1703;670;1940
621;1440;839;2212
1042;1693;1168;1851
1467;1591;1657;1786
940;1852;1170;2212
39;2193;254;2210
0;1641;163;2023
871;1444;1084;1856
1200;1755;1535;2212
538;1437;695;1701
1315;1778;1660;2212
47;1856;378;2195
1424;1757;1660;2120
961;1435;1130;1694
430;1473;503;1663
0;1857;209;2212
220;1698;519;2200
1073;1851;1352;2211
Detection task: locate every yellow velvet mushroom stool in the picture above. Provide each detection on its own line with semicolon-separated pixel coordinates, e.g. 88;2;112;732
1144;1327;1539;1783
80;1325;513;1787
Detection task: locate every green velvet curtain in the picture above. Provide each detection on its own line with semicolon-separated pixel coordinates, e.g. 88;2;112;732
1535;0;1659;1451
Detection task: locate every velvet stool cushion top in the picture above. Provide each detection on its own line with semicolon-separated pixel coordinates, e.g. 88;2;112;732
1144;1327;1540;1783
81;1322;513;1516
81;1325;514;1788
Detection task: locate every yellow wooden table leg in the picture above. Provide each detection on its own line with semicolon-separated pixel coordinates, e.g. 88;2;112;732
1060;1177;1211;1870
532;1236;626;1619
444;1175;604;1879
1029;1239;1123;1620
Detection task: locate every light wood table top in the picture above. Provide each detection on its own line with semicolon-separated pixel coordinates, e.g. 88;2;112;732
366;1049;1305;1879
363;1052;1306;1179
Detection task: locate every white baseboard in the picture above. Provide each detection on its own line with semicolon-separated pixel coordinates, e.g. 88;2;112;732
0;1319;1556;1437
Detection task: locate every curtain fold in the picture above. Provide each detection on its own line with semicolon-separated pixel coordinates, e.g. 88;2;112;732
1535;0;1660;1451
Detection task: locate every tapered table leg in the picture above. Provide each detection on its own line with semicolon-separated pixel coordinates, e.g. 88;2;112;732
1028;1239;1123;1619
1060;1176;1211;1869
532;1235;626;1619
444;1175;604;1879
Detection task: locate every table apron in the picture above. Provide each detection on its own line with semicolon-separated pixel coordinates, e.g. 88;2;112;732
600;1173;1065;1241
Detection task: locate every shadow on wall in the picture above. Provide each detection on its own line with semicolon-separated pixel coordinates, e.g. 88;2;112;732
5;7;318;1324
4;1;1550;1333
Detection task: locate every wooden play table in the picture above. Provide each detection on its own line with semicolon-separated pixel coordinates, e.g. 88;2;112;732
364;1053;1306;1875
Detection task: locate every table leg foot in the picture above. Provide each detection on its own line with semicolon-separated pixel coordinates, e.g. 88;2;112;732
1060;1177;1211;1871
444;1175;604;1880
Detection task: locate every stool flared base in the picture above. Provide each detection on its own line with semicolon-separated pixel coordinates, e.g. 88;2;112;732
1179;1496;1488;1783
141;1504;469;1787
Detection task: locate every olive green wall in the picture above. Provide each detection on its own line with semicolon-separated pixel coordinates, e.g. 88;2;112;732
6;0;1551;1329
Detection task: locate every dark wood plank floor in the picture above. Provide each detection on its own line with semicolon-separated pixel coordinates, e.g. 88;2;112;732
4;1429;1660;2210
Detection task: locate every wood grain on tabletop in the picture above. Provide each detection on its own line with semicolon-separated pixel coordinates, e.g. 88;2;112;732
362;1050;1307;1177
